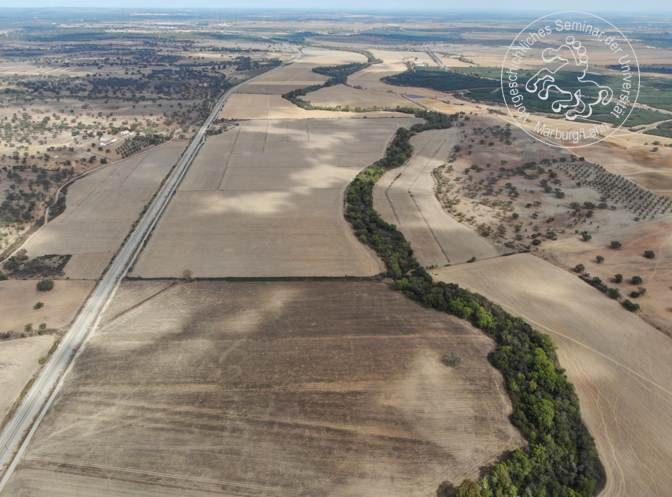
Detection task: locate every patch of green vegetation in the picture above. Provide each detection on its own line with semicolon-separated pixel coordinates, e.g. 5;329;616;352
645;120;672;139
386;67;672;126
344;110;604;497
36;278;54;292
385;67;499;92
344;27;465;44
3;250;70;278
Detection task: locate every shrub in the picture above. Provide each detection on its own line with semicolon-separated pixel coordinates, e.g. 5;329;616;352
612;274;623;283
606;288;620;299
643;250;655;259
609;240;622;249
595;255;604;264
0;271;6;281
441;353;462;368
622;299;640;312
630;275;643;285
574;264;585;273
36;279;54;292
33;302;44;310
581;231;592;242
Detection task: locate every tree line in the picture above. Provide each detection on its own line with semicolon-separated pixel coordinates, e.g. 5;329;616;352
344;110;604;497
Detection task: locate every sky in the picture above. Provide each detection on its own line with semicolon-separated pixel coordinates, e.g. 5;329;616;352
2;0;670;14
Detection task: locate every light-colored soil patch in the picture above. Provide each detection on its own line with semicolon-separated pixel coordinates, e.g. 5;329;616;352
219;93;408;120
434;254;672;497
540;216;672;337
21;142;184;279
2;280;522;497
133;118;417;278
305;83;418;110
0;280;93;334
374;128;500;266
0;336;54;424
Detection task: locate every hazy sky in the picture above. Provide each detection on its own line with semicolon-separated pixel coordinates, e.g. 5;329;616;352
3;0;671;13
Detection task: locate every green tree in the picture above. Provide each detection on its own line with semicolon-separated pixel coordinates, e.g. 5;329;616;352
36;279;54;292
455;480;482;497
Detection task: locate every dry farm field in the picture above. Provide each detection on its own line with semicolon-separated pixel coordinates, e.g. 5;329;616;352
239;48;365;95
0;279;93;335
434;254;672;497
219;93;408;120
374;127;501;266
22;142;184;279
540;216;672;337
1;280;522;497
132;117;417;278
1;12;672;497
305;83;416;111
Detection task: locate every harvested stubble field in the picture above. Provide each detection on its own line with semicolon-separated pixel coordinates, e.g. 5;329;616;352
238;48;366;95
2;280;522;497
0;279;93;431
219;93;408;120
132;117;417;278
0;279;93;334
434;254;672;497
304;83;417;111
22;142;184;279
374;127;501;267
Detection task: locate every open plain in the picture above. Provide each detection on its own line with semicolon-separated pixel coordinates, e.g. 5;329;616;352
1;280;522;497
132;117;416;278
1;9;672;497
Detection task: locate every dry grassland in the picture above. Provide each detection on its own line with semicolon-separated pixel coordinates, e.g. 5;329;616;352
0;335;54;424
374;128;500;266
434;254;672;497
23;142;184;279
540;216;672;337
132;117;417;278
414;94;672;196
2;280;522;497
